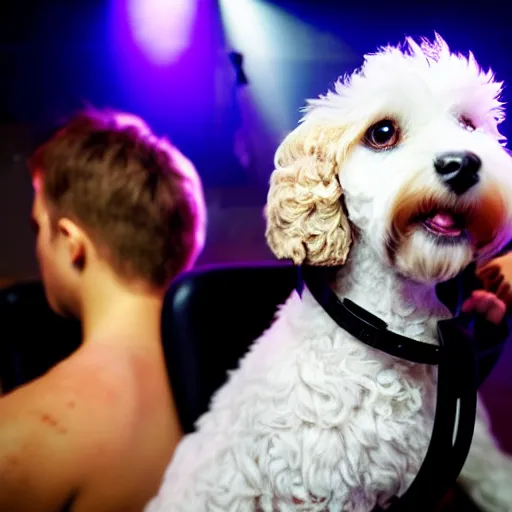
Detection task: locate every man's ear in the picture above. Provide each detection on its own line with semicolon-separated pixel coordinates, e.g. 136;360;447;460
57;218;86;270
32;172;43;192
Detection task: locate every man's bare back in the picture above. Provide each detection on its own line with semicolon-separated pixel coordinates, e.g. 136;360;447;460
0;340;181;512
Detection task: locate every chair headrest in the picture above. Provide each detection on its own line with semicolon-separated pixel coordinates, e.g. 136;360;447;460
162;262;297;432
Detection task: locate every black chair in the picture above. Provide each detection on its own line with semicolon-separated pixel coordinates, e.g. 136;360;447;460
161;262;298;433
0;281;81;394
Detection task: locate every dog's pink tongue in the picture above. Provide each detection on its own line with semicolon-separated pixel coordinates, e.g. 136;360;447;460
431;213;456;228
424;213;461;236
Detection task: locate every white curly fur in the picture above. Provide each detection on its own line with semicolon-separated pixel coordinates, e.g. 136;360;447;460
147;35;512;511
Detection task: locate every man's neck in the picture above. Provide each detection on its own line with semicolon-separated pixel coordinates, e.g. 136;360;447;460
80;273;164;353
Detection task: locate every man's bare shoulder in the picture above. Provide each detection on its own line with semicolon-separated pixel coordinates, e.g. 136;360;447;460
4;343;165;430
0;346;139;466
0;342;175;511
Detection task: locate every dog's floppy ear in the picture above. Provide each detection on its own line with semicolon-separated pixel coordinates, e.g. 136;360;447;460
265;122;352;266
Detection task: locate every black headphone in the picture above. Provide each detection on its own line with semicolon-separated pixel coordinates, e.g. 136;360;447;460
297;264;508;511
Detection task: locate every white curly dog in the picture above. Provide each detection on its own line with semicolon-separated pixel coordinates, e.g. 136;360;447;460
147;35;512;512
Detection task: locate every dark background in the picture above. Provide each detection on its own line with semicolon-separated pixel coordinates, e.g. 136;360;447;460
2;0;512;278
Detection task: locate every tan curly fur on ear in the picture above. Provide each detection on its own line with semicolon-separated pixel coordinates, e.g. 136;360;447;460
265;123;353;266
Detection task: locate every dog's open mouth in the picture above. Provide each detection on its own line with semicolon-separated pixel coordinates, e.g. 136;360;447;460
421;211;465;237
391;192;503;254
411;207;469;240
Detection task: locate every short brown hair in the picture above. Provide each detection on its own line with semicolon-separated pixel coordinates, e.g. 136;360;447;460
29;108;206;287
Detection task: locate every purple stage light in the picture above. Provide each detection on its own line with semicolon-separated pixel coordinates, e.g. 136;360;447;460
126;0;196;65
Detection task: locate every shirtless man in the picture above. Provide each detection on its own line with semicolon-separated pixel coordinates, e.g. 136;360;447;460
0;109;206;512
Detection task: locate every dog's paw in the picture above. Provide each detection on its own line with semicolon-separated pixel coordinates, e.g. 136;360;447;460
477;254;512;308
461;290;507;325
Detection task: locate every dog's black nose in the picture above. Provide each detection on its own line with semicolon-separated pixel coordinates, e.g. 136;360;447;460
434;151;481;195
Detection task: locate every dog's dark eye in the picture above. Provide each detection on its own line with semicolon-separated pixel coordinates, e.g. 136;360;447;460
459;116;476;132
364;119;399;150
